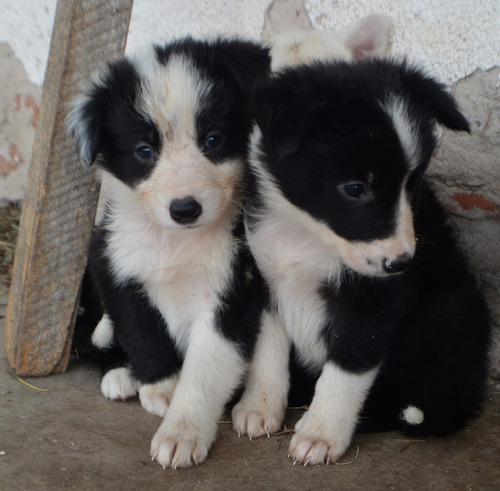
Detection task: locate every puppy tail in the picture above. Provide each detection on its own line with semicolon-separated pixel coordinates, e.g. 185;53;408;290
91;314;114;349
400;404;425;426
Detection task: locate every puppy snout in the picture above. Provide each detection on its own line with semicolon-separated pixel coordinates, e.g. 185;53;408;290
169;196;202;224
383;253;413;274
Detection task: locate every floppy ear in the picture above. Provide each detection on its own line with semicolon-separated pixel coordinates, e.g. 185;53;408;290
339;13;392;59
215;40;271;95
67;58;141;166
66;71;109;167
253;78;324;161
402;65;470;132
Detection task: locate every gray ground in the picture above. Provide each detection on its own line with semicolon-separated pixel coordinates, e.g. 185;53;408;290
1;284;499;490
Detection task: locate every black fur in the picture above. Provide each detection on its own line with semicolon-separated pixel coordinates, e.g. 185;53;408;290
71;38;270;389
251;59;490;436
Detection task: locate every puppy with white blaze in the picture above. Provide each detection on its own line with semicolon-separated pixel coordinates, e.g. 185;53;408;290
233;59;491;465
68;38;270;468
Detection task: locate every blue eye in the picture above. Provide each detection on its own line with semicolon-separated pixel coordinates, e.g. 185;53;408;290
205;134;223;150
343;183;366;199
135;145;154;160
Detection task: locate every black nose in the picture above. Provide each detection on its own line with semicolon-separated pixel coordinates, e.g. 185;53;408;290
383;253;413;274
169;196;202;224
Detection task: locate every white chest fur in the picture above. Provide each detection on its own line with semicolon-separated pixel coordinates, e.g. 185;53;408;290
247;185;344;370
104;188;237;356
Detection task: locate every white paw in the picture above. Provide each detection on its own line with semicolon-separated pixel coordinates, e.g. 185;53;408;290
288;409;353;465
101;367;139;401
232;400;285;439
139;376;178;417
150;418;216;469
91;314;114;349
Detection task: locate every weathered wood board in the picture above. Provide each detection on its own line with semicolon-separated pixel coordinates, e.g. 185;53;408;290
4;0;134;376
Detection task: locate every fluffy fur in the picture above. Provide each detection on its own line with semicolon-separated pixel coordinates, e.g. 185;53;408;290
268;13;391;71
68;38;270;468
233;59;491;465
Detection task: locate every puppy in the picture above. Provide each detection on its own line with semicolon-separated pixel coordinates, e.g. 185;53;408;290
268;13;391;71
232;59;491;465
68;38;270;468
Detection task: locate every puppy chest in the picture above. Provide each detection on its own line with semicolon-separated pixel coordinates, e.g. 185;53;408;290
249;223;335;367
108;229;234;348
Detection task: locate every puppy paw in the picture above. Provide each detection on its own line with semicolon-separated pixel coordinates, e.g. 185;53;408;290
139;377;178;417
150;420;215;469
232;402;284;439
288;410;352;465
101;367;138;401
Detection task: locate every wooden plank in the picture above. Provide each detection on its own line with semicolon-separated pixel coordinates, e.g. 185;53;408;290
4;0;134;376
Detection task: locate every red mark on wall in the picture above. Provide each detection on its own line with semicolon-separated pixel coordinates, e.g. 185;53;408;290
13;94;22;112
24;94;39;127
12;93;39;127
0;143;24;176
451;192;500;213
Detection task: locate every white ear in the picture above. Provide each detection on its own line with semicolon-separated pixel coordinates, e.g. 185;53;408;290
340;13;392;59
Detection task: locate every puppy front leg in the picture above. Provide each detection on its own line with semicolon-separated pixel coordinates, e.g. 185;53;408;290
232;310;290;439
151;312;246;469
289;362;378;465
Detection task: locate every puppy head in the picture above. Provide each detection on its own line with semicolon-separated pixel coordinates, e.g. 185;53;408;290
253;60;469;276
68;38;270;229
269;13;391;70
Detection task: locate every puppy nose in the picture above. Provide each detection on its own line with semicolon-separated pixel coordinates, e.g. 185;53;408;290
169;196;202;224
383;253;413;274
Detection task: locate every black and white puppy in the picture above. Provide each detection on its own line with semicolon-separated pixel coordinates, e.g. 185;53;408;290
68;38;269;468
233;59;491;465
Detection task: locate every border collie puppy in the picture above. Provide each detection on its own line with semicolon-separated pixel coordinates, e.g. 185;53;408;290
68;38;270;468
268;13;391;71
232;59;491;465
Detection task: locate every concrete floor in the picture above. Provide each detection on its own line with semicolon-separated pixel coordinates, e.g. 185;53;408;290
1;283;499;490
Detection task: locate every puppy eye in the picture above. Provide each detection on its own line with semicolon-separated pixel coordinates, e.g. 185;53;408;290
135;145;154;160
205;134;224;150
343;183;366;199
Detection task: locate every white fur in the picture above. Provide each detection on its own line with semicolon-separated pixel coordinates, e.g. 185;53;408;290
100;146;244;468
139;375;179;417
151;312;246;469
248;126;415;279
101;367;139;401
82;50;250;469
232;310;290;439
133;54;243;231
91;313;114;349
401;405;425;425
289;362;378;465
241;113;413;463
384;96;422;170
269;13;391;70
100;171;239;356
66;69;110;167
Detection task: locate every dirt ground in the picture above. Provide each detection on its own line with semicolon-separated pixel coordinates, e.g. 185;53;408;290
0;278;499;490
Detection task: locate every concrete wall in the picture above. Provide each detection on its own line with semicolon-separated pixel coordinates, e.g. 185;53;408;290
0;0;498;375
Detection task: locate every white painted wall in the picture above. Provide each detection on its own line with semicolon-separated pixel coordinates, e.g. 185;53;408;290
0;0;498;87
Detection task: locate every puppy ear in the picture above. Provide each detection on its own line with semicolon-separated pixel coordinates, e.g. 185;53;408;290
402;65;470;132
215;40;271;94
67;58;141;166
66;72;108;167
253;77;323;161
339;13;392;59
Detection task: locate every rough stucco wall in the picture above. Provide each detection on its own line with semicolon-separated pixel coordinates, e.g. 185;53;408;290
0;44;40;206
0;0;498;375
429;68;500;376
305;0;500;84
